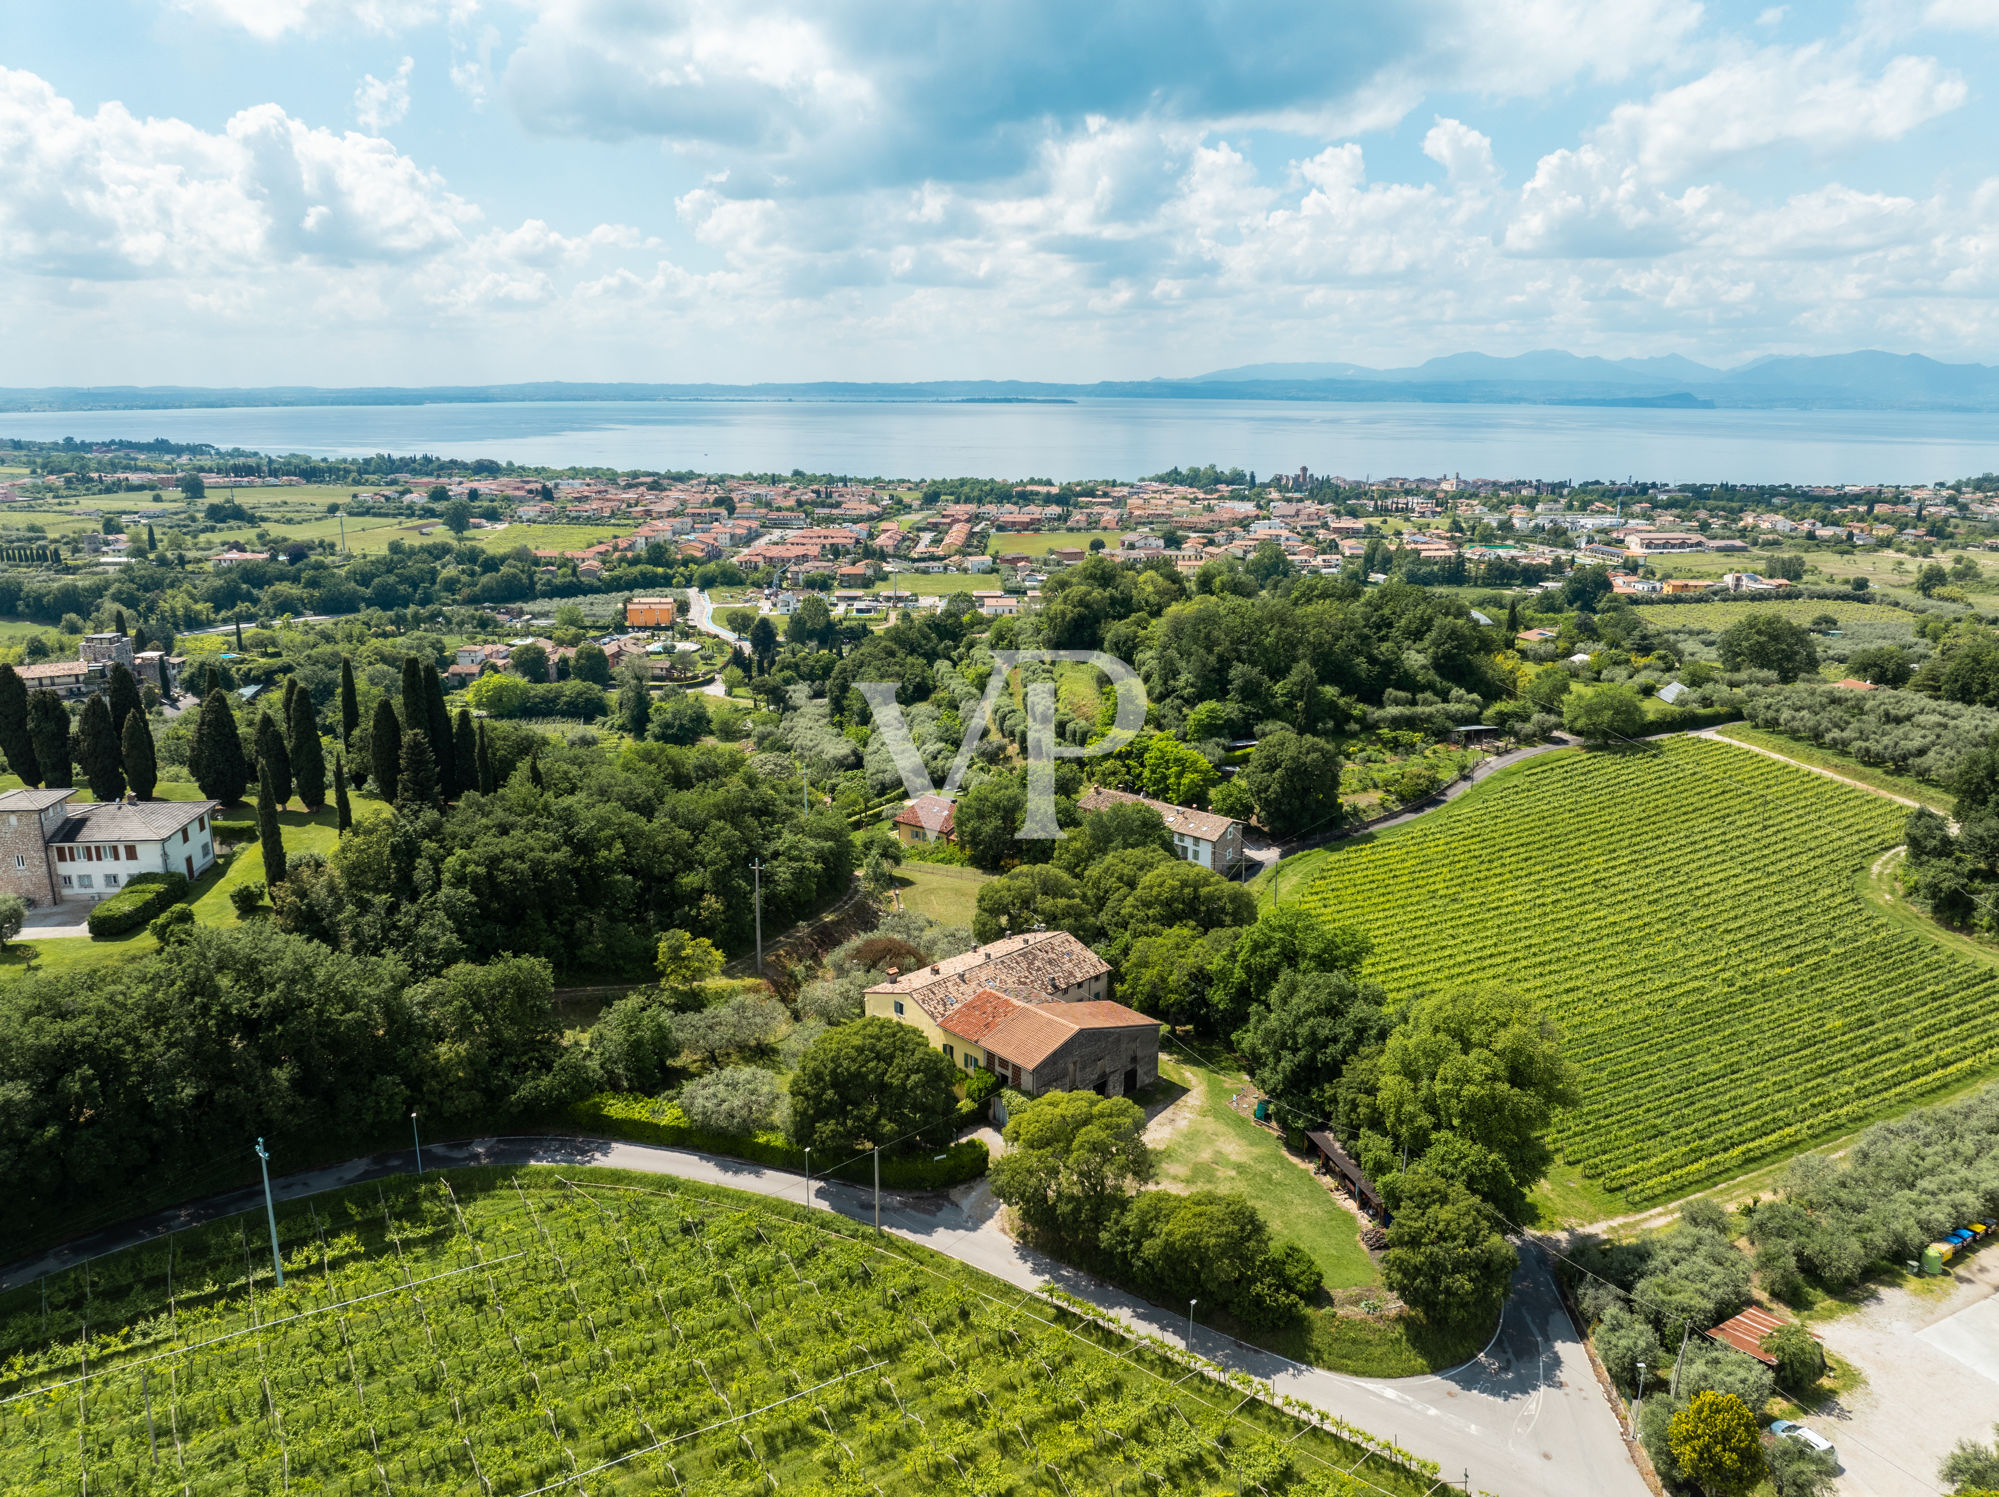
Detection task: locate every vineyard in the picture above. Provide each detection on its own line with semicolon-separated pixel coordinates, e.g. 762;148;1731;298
0;1167;1437;1497
1298;737;1999;1205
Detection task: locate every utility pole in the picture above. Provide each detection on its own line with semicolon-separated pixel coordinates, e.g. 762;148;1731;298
1669;1324;1690;1399
253;1137;284;1288
750;857;766;973
873;1147;881;1234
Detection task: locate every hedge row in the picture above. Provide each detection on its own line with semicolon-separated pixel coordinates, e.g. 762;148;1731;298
563;1092;989;1191
86;872;189;938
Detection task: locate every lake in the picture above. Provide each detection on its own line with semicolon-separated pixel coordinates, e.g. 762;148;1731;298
3;397;1997;484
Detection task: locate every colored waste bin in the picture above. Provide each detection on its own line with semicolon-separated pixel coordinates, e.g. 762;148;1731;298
1253;1100;1271;1122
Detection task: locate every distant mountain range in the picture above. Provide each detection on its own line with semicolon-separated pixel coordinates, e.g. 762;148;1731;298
3;350;1997;414
1191;349;1999;409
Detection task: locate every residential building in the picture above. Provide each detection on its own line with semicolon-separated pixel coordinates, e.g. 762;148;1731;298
1076;787;1244;873
626;597;679;628
0;789;220;906
865;931;1111;1029
932;987;1160;1099
892;793;956;845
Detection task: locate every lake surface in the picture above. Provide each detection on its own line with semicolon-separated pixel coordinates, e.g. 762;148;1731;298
3;397;1997;484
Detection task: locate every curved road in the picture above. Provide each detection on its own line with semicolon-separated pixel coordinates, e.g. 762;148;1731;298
2;1134;1645;1497
686;587;741;698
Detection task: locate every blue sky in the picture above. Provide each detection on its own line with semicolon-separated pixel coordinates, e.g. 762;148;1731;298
3;0;1997;385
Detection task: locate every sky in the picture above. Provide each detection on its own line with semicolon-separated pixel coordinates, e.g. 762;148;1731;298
2;0;1997;386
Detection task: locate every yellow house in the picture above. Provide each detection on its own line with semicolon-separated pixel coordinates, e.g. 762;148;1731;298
864;930;1115;1083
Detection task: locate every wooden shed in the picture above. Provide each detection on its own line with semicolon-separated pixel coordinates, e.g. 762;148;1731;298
1305;1130;1386;1219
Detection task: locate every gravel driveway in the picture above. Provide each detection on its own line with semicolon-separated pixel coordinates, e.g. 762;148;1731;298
1813;1251;1999;1496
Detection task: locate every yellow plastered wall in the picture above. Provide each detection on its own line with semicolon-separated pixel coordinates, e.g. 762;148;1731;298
865;992;987;1072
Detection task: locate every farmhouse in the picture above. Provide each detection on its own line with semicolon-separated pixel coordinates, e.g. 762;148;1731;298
893;793;956;845
933;987;1160;1098
0;788;219;906
1076;786;1244;874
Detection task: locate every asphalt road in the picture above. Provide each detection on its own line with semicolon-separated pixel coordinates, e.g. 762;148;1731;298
2;1133;1647;1497
686;587;739;697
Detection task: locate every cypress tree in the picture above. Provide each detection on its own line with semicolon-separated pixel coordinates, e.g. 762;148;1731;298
145;523;156;552
114;609;128;636
122;709;157;800
257;755;286;888
339;656;359;744
234;621;243;651
107;663;142;737
189;688;248;802
333;754;352;832
281;676;299;730
397;729;438;810
451;708;477;799
28;692;71;789
476;721;496;795
400;656;427;757
370;698;401;804
254;710;293;808
77;695;124;802
527;747;545;791
0;664;41;786
289;685;326;810
157;655;174;702
423;663;454;794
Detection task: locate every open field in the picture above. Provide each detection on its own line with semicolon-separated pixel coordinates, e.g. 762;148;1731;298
880;572;987;594
1292;738;1999;1210
984;531;1118;555
1632;597;1918;629
0;1165;1438;1497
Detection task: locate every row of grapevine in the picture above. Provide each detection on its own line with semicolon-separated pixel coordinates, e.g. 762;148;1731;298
1298;737;1999;1204
0;1169;1440;1497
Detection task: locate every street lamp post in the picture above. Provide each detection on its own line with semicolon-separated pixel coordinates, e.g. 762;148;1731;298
804;1148;812;1212
253;1138;284;1288
1633;1360;1646;1436
1187;1298;1198;1354
411;1111;423;1176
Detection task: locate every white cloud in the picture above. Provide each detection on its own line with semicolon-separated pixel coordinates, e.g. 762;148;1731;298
1594;45;1965;182
354;57;414;132
172;0;467;40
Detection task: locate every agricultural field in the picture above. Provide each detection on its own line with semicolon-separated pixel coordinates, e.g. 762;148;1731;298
0;1167;1436;1497
1629;597;1917;629
1294;737;1999;1210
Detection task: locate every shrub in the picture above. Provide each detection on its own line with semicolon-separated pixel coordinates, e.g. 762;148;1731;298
147;904;195;944
229;881;266;916
562;1093;987;1189
679;1066;784;1136
86;872;189;938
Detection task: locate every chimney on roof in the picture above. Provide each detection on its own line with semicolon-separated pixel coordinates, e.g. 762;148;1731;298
886;966;899;978
930;964;940;974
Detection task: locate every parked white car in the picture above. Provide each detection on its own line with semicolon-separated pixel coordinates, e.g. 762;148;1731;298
1768;1420;1837;1461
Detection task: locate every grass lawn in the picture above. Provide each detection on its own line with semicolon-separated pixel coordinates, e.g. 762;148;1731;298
985;530;1119;555
461;522;633;552
1711;723;1952;812
880;572;987;594
1150;1049;1378;1290
1144;1048;1493;1376
890;861;988;925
